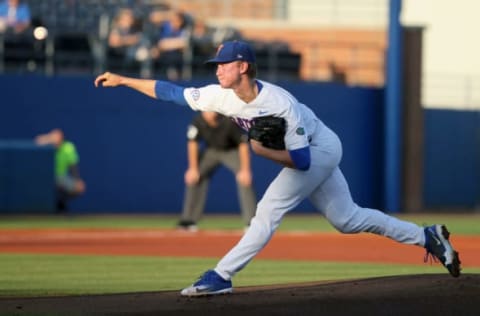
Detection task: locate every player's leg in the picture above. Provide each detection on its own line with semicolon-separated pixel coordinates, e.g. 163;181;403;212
309;166;461;276
182;178;209;224
302;124;424;244
184;124;343;290
213;147;341;281
55;186;69;213
221;149;257;226
179;149;220;228
309;167;424;244
237;183;257;226
55;175;85;213
179;167;318;296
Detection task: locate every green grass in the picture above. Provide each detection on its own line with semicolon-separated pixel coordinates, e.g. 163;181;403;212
1;213;479;234
2;253;477;297
0;213;479;297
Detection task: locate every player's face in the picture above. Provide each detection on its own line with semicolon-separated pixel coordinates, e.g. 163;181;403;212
215;61;244;88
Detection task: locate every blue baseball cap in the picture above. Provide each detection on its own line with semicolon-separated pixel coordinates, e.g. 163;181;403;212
205;40;256;64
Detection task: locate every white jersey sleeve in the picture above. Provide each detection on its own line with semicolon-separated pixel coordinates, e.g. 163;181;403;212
183;84;225;112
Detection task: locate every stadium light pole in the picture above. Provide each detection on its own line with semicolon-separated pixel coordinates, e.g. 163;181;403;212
384;0;403;213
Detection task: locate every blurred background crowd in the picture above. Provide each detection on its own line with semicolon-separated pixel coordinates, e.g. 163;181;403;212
1;0;479;107
0;0;304;81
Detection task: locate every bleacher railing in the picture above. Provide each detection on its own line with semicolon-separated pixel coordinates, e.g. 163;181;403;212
1;0;478;108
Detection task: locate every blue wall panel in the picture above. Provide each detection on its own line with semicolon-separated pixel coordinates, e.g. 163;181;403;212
423;109;480;208
0;75;384;214
0;140;55;212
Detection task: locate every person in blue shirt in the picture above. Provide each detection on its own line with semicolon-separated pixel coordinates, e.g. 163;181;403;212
0;0;31;34
150;10;190;80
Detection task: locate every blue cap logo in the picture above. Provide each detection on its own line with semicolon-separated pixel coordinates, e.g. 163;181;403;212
205;41;256;64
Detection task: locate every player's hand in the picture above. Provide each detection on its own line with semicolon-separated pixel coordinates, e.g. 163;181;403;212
249;139;266;155
236;168;252;187
250;139;295;169
94;72;123;88
74;179;86;194
184;168;200;185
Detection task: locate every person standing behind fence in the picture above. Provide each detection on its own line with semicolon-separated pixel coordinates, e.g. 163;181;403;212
35;128;86;213
177;111;257;231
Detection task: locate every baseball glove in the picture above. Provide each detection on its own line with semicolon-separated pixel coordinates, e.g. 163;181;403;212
248;116;286;150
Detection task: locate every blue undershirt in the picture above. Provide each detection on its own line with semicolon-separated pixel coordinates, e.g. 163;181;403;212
154;81;188;106
288;147;311;171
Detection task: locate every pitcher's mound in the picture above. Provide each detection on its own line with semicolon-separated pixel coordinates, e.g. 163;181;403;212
1;274;479;316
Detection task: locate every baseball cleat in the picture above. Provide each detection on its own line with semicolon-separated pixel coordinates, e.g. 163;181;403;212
424;224;461;277
180;270;233;297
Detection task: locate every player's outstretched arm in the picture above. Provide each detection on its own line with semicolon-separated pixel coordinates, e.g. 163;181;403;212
94;72;157;99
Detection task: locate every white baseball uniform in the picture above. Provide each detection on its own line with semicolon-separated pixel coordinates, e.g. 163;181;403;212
183;80;425;280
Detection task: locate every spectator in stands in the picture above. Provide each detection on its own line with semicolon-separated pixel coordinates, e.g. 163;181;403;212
0;0;30;35
108;8;150;70
35;128;86;213
191;17;216;58
189;17;217;76
178;111;257;231
150;9;191;81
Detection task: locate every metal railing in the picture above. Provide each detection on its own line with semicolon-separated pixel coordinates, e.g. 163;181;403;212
2;0;478;109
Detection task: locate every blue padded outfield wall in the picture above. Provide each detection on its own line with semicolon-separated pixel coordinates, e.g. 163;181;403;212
0;75;477;213
0;75;383;214
0;140;55;212
423;109;480;209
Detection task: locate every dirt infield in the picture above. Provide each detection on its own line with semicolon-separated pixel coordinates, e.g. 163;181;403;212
1;228;480;266
0;274;479;315
0;228;479;315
